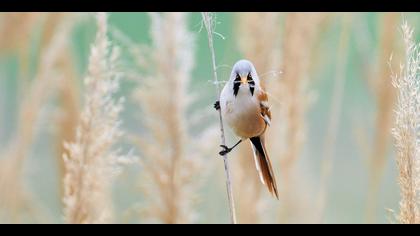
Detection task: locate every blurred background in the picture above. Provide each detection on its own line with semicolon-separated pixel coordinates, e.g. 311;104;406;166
0;12;419;224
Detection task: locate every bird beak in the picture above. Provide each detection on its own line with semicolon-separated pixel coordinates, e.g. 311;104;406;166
240;76;247;84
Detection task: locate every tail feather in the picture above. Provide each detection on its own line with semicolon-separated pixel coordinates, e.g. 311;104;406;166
250;136;279;199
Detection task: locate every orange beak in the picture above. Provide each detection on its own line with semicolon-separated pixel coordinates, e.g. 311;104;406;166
240;76;247;84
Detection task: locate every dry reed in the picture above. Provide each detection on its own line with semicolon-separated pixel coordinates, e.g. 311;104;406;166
54;47;80;202
62;12;130;224
0;13;78;223
0;13;40;53
316;14;350;223
134;12;206;224
275;12;325;223
364;13;399;223
391;20;420;224
0;13;41;97
234;12;281;223
201;12;237;224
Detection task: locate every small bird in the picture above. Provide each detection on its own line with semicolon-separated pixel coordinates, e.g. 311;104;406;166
214;59;278;199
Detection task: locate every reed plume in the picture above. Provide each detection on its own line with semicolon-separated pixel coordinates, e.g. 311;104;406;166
54;47;80;202
0;13;78;223
234;12;281;223
391;20;420;224
134;12;207;224
62;12;129;224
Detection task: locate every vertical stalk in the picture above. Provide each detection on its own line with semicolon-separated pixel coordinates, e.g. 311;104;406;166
201;12;237;224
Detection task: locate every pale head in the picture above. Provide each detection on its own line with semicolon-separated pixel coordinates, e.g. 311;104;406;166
230;59;260;84
229;59;260;96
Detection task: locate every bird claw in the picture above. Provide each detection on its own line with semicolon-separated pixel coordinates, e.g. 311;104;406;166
214;101;220;110
219;145;231;156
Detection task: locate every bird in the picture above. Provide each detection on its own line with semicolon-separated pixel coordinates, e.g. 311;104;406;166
214;59;278;199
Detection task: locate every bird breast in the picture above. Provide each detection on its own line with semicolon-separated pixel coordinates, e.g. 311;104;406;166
221;86;266;139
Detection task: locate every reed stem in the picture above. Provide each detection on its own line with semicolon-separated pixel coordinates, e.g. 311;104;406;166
201;12;237;224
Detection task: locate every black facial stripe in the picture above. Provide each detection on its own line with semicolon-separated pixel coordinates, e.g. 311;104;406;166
233;83;240;97
233;73;240;97
233;73;256;97
248;73;255;96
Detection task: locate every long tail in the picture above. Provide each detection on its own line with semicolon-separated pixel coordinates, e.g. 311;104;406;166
250;135;279;199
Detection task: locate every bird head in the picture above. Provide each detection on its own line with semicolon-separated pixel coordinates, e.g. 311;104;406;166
230;59;259;96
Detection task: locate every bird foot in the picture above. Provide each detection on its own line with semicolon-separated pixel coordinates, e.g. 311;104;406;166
214;101;220;110
219;145;232;156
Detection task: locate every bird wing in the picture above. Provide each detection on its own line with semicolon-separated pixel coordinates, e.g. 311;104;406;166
258;89;271;126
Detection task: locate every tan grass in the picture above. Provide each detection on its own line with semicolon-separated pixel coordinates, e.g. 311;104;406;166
0;13;40;53
364;13;399;223
316;14;351;223
274;12;326;223
133;12;207;224
0;13;41;95
0;13;78;223
62;12;130;224
391;20;420;224
54;47;80;202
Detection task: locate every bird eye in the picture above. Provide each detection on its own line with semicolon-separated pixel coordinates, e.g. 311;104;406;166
247;73;255;82
247;73;252;81
234;74;241;83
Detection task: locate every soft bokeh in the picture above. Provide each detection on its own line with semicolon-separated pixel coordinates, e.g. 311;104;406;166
1;12;420;224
